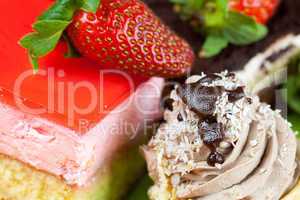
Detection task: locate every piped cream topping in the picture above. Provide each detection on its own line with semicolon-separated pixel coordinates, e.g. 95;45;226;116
143;72;299;200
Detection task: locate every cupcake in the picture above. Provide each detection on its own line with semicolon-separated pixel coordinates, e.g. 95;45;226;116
143;71;299;200
239;33;300;200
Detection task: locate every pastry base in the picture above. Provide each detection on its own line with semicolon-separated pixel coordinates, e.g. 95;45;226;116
283;180;300;200
0;145;145;200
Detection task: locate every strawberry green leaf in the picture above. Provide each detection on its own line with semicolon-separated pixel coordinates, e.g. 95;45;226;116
63;33;81;58
38;0;80;21
223;12;268;45
29;55;39;74
81;0;101;13
20;20;70;58
19;0;84;71
200;33;228;57
33;20;71;35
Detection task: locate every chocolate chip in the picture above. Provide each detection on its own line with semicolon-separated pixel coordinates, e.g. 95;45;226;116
198;74;221;84
198;119;224;147
178;84;224;117
226;72;236;79
227;87;245;102
246;97;252;104
163;98;174;111
207;151;225;166
177;113;183;121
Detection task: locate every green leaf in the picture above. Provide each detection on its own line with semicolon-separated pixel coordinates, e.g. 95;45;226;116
200;33;228;57
39;0;80;21
288;114;300;137
29;55;39;74
169;0;187;3
223;12;268;45
33;20;71;36
127;175;152;200
63;33;81;58
286;76;300;114
216;0;229;13
81;0;101;13
20;20;70;57
19;0;83;71
203;0;227;28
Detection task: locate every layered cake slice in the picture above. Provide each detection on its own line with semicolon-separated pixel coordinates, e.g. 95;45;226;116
0;1;164;199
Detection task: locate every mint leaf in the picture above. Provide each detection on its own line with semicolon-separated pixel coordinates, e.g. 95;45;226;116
216;0;228;13
203;0;227;28
200;33;228;57
170;0;204;22
81;0;101;13
223;12;268;45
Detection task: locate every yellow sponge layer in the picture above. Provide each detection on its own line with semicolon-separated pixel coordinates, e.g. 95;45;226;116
0;154;75;200
0;145;145;200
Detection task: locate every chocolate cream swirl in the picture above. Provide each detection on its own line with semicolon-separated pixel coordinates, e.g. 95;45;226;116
143;72;299;200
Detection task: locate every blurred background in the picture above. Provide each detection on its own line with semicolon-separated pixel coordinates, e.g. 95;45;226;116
146;0;300;73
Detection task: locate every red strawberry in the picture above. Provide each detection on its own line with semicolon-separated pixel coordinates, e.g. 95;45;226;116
172;0;280;57
20;0;195;78
229;0;279;24
67;0;194;78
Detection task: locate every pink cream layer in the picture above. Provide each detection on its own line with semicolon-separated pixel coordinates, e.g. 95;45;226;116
0;77;164;186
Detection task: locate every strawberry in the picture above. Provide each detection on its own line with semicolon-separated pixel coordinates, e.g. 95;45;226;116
20;0;195;78
67;0;194;77
171;0;280;57
229;0;279;24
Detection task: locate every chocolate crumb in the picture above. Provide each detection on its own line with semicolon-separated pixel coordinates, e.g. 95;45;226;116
246;97;253;104
163;98;174;111
226;72;236;79
199;119;224;147
207;151;225;166
227;87;245;102
177;113;183;121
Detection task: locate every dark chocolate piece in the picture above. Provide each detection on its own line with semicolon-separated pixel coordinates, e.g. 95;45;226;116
207;151;225;166
226;72;236;79
198;119;224;146
163;98;174;111
177;113;183;121
178;84;224;117
227;87;245;102
246;97;253;104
